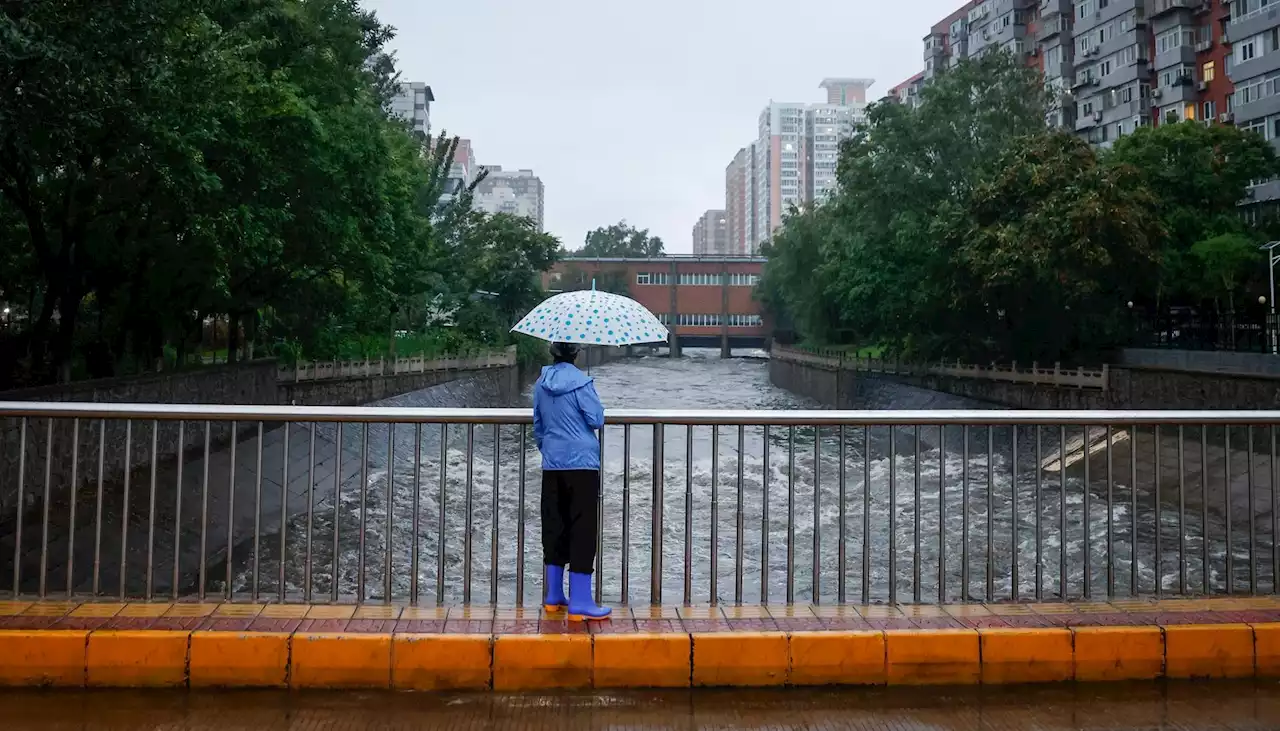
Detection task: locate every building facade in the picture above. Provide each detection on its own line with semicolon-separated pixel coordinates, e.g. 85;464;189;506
744;79;872;251
725;147;753;256
474;167;545;231
390;82;433;140
692;210;729;255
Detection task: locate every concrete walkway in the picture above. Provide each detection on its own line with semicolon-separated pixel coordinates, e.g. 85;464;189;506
7;683;1280;730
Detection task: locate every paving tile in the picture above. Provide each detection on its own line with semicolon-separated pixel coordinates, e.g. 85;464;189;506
21;602;78;617
490;619;542;635
298;618;350;633
213;604;263;618
443;619;492;634
911;617;965;630
537;619;590;635
632;606;681;620
0;616;57;630
683;619;735;633
145;616;206;631
994;614;1057;628
49;617;112;630
163;603;219;618
393;619;445;634
767;604;816;619
819;618;875;631
723;605;773;619
0;601;33;616
305;605;357;619
260;605;309;619
679;606;724;620
345;619;397;633
635;619;683;633
862;618;920;631
246;618;302;633
399;607;449;621
448;606;494;620
118;603;172;618
770;617;828;632
100;616;159;631
727;618;779;631
199;617;255;632
589;615;640;634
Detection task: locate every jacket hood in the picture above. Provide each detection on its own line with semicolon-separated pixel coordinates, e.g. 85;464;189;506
538;362;593;395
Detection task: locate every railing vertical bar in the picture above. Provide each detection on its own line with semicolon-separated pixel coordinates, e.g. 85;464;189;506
1083;424;1091;600
305;422;316;603
814;426;822;604
684;426;693;606
1133;425;1140;597
1106;425;1115;598
1273;426;1278;594
1011;426;1019;601
1059;425;1067;600
12;417;26;596
653;423;665;605
93;419;104;596
961;425;970;601
1035;425;1043;601
198;422;210;601
168;422;184;600
120;420;132;600
861;425;870;605
786;425;795;605
1154;425;1161;598
516;425;527;607
280;422;290;603
596;427;604;605
463;423;474;605
359;424;369;602
411;423;422;605
225;422;237;601
1179;425;1187;596
735;425;744;605
912;425;921;603
939;426;947;604
889;425;897;606
1250;425;1258;595
387;423;397;604
1226;426;1233;595
40;418;56;598
838;424;847;605
252;421;263;602
762;425;770;605
437;423;447;606
986;425;994;603
621;425;630;604
67;419;80;598
492;425;501;607
332;423;343;603
711;425;720;604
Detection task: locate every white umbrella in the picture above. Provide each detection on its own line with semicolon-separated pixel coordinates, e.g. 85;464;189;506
511;287;668;346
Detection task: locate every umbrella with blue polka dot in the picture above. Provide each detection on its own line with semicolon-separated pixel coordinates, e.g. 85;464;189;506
511;287;668;347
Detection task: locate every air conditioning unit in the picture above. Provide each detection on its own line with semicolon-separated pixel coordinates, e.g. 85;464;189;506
1091;77;1101;86
1094;111;1103;122
1220;112;1235;122
1198;81;1210;91
1152;88;1164;99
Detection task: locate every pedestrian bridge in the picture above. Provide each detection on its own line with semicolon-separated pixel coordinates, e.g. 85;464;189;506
1;402;1279;692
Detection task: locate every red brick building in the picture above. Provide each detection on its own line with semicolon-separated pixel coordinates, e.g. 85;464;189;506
543;257;768;356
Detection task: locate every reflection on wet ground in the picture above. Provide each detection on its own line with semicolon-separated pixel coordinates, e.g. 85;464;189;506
9;682;1280;730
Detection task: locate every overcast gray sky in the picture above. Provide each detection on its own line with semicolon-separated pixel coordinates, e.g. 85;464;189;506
363;0;963;253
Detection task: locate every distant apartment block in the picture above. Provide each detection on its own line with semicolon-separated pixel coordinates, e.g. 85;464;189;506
725;147;753;256
474;166;546;231
692;210;729;255
390;82;433;140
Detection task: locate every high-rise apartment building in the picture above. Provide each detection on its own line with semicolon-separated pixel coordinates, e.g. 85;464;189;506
692;210;729;255
725;147;753;255
474;166;546;231
390;82;433;140
744;79;872;250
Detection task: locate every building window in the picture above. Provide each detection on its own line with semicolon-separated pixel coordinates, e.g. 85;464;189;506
1203;61;1216;83
636;272;669;286
1203;100;1216;121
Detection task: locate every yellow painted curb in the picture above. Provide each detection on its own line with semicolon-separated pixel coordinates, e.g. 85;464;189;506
1253;624;1280;678
0;630;88;687
1072;626;1164;682
290;633;391;689
188;632;289;688
493;634;592;691
790;631;885;686
1165;624;1254;680
86;631;189;688
692;632;787;687
393;634;491;691
979;628;1073;684
886;629;979;686
594;633;691;688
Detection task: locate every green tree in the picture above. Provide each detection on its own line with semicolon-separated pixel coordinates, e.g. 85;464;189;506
578;221;665;257
1190;233;1265;318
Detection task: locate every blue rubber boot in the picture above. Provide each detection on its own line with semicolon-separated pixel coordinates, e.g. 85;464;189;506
543;564;567;611
567;571;611;622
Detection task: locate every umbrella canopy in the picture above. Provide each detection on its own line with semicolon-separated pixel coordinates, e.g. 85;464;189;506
511;289;668;347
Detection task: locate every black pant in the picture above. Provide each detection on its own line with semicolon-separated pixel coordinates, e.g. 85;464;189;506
541;469;599;574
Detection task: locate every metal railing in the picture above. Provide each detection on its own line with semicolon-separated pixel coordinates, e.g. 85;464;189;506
278;347;514;383
1;403;1279;606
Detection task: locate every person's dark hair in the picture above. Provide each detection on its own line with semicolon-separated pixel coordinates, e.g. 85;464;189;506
550;341;580;364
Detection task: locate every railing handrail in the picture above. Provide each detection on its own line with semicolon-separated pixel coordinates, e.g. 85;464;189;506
3;402;1280;425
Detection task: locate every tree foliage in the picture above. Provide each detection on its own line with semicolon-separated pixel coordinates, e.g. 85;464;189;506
577;221;665;258
761;49;1280;363
0;0;559;386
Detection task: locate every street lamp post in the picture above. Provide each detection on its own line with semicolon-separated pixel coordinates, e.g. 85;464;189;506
1262;242;1280;354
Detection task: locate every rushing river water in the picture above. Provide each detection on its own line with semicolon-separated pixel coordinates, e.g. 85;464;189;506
234;349;1274;606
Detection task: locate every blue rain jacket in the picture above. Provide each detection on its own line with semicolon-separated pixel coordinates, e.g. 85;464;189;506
533;362;605;471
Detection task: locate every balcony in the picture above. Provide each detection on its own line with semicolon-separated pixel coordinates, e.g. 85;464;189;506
1151;0;1204;19
1037;17;1065;41
1226;3;1280;44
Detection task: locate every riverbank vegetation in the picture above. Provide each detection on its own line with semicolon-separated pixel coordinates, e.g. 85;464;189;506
760;51;1280;363
0;0;559;388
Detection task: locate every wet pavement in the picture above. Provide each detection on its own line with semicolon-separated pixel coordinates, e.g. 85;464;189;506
8;682;1280;730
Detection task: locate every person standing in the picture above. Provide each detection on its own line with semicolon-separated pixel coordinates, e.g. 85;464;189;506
533;341;611;621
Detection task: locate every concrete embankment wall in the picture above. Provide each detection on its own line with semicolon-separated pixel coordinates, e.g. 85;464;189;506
768;350;1280;411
